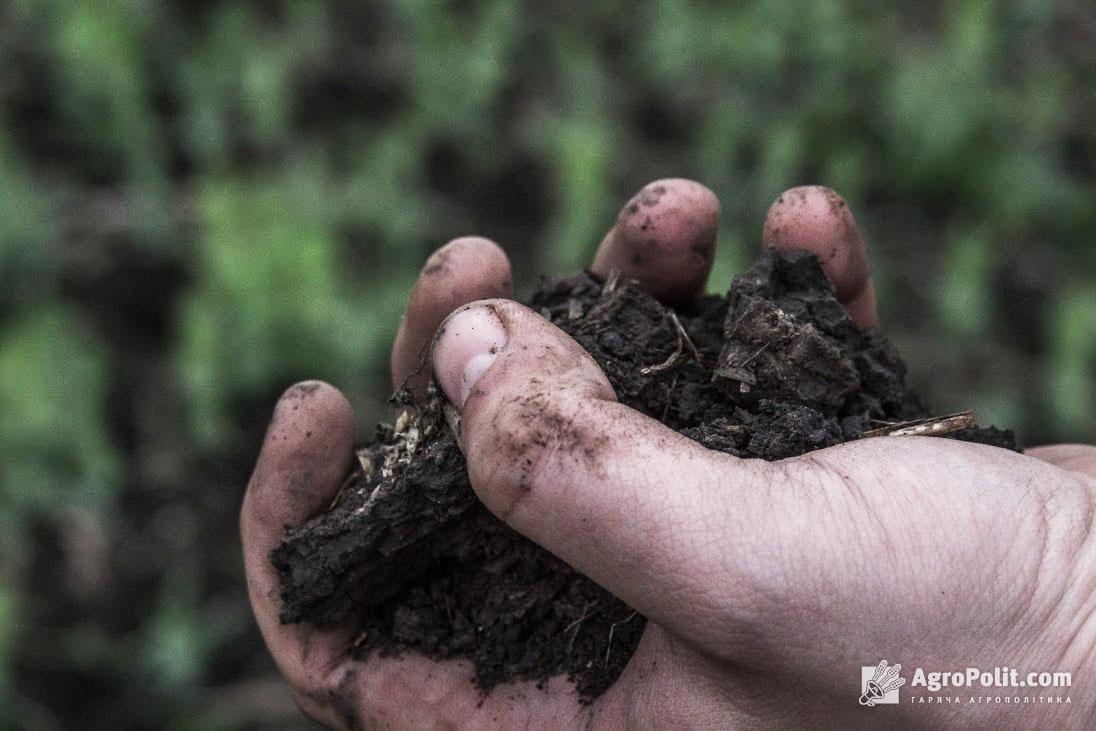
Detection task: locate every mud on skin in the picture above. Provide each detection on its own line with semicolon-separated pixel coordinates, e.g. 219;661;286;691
271;249;1017;701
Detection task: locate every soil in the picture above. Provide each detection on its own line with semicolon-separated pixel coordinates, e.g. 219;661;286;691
271;249;1017;700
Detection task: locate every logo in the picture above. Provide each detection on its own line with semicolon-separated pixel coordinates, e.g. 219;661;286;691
860;660;905;706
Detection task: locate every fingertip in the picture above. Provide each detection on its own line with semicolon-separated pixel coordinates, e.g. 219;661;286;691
420;236;510;284
267;380;355;452
250;380;356;523
431;299;613;417
762;185;876;327
592;178;720;303
411;237;513;326
392;237;513;392
430;302;509;409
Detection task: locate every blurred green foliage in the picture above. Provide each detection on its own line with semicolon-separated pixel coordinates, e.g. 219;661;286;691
0;137;57;310
179;171;408;447
0;307;118;531
0;0;1091;727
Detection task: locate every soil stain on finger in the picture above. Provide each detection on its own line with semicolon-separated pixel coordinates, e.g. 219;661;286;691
422;250;451;277
638;184;667;207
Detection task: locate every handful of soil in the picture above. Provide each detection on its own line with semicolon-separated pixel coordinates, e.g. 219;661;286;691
271;249;1016;700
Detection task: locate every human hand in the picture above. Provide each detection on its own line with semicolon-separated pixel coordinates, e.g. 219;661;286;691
242;182;1096;727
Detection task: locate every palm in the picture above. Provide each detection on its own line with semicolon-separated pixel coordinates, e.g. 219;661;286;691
723;437;1096;723
281;624;728;728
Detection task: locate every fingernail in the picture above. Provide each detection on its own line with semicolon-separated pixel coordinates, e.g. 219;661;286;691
432;305;508;408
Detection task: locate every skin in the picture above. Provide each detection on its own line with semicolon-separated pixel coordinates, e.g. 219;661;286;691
242;182;1096;728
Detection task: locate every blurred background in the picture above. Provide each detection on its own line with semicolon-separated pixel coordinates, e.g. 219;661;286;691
0;0;1092;727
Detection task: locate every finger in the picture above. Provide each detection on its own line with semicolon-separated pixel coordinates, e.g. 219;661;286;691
241;381;586;729
241;381;356;690
391;236;512;394
762;185;878;328
591;178;720;303
1026;444;1096;477
431;301;777;644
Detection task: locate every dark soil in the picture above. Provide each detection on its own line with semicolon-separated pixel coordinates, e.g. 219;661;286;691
271;249;1017;700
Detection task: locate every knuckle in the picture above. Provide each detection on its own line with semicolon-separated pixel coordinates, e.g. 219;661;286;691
469;391;607;519
473;392;563;517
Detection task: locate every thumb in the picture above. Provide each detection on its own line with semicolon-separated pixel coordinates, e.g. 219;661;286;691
431;300;778;641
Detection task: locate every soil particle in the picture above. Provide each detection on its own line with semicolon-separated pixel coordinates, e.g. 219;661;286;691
285;381;322;398
636;183;667;208
422;248;451;276
272;249;1017;701
824;187;848;211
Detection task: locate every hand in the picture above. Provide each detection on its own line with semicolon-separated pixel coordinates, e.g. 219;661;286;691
242;182;1096;727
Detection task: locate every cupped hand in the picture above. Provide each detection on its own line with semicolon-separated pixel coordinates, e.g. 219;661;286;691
242;182;1096;728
